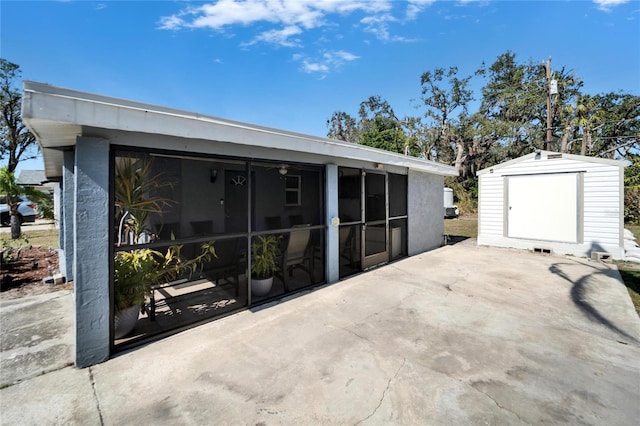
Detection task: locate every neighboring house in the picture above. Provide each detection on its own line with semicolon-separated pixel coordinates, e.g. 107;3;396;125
16;169;58;221
16;169;46;187
477;150;625;259
16;169;56;194
22;81;458;367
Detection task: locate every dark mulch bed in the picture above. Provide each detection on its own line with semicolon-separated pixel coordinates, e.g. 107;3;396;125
1;246;72;300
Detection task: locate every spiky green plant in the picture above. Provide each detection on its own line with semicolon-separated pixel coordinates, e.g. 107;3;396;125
114;156;174;245
251;235;280;279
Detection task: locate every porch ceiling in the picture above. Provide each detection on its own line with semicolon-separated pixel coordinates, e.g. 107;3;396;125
22;81;458;180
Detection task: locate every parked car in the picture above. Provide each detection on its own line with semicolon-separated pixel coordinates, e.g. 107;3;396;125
0;196;38;226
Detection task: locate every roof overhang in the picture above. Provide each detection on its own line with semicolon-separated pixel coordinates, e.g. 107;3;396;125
476;150;625;176
22;81;458;180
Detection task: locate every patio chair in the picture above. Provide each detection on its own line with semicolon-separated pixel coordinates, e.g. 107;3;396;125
339;226;358;267
276;225;314;291
202;238;241;296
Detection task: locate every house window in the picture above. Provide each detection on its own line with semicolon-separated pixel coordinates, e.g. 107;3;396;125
285;175;301;206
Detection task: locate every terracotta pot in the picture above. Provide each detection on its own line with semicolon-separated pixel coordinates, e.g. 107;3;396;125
114;305;140;339
251;276;273;297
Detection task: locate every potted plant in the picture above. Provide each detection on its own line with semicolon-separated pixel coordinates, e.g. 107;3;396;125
112;154;217;338
113;242;216;338
251;235;280;297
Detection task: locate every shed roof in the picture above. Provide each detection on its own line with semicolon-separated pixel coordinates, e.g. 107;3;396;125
476;150;625;176
22;81;458;180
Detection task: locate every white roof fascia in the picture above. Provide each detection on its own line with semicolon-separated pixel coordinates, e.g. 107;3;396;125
22;81;458;177
476;150;625;176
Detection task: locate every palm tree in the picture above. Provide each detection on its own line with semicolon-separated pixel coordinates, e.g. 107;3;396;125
0;166;26;239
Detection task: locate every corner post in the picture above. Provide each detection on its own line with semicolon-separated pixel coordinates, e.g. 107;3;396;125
61;150;75;281
325;164;339;283
74;137;110;367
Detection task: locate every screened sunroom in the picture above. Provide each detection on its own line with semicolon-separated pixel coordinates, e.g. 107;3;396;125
112;149;326;346
22;81;457;366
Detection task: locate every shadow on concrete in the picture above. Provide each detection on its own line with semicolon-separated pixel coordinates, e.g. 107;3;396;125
549;259;638;344
443;235;470;246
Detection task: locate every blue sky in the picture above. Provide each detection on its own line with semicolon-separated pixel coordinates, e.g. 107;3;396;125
2;0;639;174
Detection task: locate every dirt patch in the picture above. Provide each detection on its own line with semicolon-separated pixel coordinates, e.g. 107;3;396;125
1;246;73;300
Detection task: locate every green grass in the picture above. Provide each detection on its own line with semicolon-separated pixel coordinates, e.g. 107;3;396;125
1;229;59;249
620;223;640;317
617;265;640;317
444;217;478;239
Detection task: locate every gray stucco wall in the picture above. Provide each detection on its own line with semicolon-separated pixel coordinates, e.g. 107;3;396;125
74;137;110;367
408;171;444;255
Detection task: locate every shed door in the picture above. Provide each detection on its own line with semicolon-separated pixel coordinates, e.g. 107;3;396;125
507;173;579;243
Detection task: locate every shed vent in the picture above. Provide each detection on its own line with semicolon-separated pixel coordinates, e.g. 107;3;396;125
533;247;552;254
547;153;562;159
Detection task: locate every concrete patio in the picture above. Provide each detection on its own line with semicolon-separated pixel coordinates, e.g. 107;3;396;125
1;241;639;425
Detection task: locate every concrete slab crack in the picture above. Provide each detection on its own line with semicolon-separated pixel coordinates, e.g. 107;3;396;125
332;325;372;342
88;367;105;426
471;385;531;425
355;358;406;425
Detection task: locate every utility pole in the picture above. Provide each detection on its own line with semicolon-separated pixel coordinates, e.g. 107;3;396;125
542;57;557;151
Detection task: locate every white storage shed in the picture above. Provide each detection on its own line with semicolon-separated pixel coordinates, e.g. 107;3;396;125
477;151;625;259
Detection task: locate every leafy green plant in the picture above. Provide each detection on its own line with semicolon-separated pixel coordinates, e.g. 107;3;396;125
251;235;280;279
0;235;29;266
113;154;219;312
114;241;217;312
624;154;640;225
32;191;54;220
444;176;478;214
114;156;174;245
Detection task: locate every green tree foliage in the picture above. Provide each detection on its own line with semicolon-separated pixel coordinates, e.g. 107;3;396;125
327;111;357;143
358;96;406;153
0;166;43;239
475;51;583;158
327;96;408;153
418;66;473;174
327;51;639;216
1;59;37;173
624;155;640;224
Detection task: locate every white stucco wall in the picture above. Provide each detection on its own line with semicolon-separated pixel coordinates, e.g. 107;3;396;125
408;170;444;255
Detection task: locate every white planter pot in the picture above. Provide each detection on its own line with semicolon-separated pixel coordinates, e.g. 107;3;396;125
114;305;140;339
252;276;273;297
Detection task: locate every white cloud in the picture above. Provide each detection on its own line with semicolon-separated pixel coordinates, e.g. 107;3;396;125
244;25;303;47
301;61;329;74
159;14;186;30
295;50;360;75
360;14;394;41
360;14;417;42
594;0;630;11
158;0;426;47
406;0;435;20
